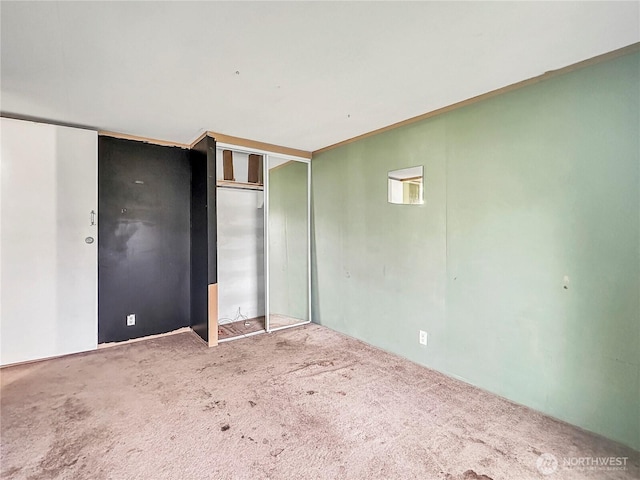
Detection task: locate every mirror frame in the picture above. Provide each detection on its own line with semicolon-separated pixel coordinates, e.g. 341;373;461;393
263;154;312;333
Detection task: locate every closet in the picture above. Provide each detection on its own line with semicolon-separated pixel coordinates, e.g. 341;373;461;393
213;139;311;342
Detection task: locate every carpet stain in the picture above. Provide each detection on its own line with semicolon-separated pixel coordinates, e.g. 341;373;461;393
466;436;507;457
1;466;22;479
135;372;153;387
196;362;215;373
478;457;495;468
57;397;90;422
292;359;334;373
204;399;226;411
444;470;494;480
198;388;212;398
468;437;487;445
275;339;298;349
34;428;107;480
270;448;285;457
33;395;100;479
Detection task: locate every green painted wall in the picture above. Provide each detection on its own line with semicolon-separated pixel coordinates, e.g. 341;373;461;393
269;161;309;321
311;52;640;450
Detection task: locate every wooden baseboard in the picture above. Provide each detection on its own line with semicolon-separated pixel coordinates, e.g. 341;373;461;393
97;327;193;349
208;284;219;347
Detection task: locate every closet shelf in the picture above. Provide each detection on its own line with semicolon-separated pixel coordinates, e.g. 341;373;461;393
217;180;264;191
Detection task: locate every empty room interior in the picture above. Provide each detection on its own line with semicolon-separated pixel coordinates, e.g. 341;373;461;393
1;2;639;479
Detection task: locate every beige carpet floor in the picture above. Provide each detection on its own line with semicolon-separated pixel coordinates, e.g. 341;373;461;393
1;324;637;480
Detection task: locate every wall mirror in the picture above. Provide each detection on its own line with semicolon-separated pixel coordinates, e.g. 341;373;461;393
265;156;311;332
388;166;424;205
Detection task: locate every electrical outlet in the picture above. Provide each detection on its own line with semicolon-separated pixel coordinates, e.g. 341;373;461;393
127;314;136;326
419;330;428;346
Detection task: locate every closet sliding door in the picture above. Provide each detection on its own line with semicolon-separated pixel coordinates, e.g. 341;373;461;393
264;155;311;332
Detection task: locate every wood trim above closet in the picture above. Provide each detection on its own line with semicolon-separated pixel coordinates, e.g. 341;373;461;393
206;131;312;159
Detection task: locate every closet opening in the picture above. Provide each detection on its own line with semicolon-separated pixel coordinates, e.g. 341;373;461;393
216;148;265;342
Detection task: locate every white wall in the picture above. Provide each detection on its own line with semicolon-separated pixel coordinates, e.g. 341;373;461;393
0;118;98;365
216;188;264;323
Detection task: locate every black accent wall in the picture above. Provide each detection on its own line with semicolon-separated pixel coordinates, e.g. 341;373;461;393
190;135;217;343
98;137;191;343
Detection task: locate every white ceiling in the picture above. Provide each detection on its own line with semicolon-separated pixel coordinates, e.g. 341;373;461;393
1;1;638;151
